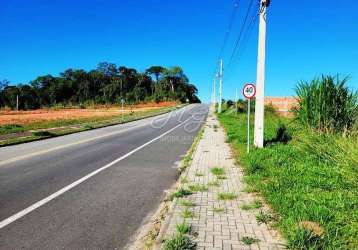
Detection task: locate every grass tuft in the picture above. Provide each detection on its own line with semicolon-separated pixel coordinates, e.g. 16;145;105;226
163;234;196;250
188;184;208;192
179;199;195;207
170;188;192;200
240;200;262;210
176;222;192;235
210;167;225;176
182;208;194;218
256;211;274;225
241;236;260;245
217;192;237;200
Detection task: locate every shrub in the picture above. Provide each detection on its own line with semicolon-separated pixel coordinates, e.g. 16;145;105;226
294;75;358;135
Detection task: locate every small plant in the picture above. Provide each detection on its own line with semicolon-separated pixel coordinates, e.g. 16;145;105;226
182;208;194;218
210;167;225;176
170;188;192;200
176;222;192;234
180;199;195;207
195;171;204;177
207;180;220;187
216;175;227;180
180;176;189;184
218;192;237;200
240;200;262;210
256;211;274;224
213;207;225;213
242;186;257;193
163;234;197;250
188;184;208;192
241;236;260;245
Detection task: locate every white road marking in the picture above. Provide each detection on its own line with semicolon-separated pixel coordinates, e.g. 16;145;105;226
0;107;188;167
0;115;192;230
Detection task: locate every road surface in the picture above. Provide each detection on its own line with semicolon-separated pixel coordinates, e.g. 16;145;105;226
0;104;208;249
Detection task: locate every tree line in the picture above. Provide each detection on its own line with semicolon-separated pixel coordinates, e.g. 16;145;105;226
0;63;200;110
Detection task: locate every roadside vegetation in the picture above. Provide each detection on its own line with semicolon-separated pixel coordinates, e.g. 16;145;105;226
0;63;200;110
0;105;178;147
218;75;358;249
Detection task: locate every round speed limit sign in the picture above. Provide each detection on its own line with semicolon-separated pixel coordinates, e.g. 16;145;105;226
243;83;256;99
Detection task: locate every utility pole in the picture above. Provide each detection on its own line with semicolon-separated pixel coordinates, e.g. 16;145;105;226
254;0;269;148
218;59;223;113
212;78;216;109
16;95;19;111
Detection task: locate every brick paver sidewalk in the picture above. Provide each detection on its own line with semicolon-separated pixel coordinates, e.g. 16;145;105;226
160;110;285;250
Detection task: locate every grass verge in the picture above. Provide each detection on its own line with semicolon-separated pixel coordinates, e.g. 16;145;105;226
0;105;181;147
218;108;358;249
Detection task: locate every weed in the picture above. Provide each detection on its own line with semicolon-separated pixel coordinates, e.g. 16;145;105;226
241;236;260;245
240;200;262;210
176;222;192;235
182;208;194;218
207;180;220;187
210;167;225;176
188;184;208;192
180;199;195;207
216;175;227;180
163;234;197;250
195;171;204;177
217;192;237;200
170;188;192;200
213;208;225;213
256;211;274;224
180;176;189;184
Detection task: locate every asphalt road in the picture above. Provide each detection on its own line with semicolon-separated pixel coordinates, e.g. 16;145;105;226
0;104;208;249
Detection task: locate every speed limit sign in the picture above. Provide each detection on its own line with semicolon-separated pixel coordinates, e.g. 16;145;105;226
243;83;256;99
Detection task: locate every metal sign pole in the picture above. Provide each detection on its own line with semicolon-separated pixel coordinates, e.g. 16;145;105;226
247;99;250;153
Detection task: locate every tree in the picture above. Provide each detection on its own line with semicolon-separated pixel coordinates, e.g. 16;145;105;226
146;66;165;94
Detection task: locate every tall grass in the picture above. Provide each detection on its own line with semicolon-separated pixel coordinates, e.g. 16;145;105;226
294;75;358;135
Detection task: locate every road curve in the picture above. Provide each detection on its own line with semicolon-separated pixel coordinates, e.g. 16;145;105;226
0;104;208;249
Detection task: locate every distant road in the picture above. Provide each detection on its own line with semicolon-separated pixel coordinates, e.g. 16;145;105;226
0;104;208;249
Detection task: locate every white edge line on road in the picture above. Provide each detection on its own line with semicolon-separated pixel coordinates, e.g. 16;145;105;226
0;115;192;230
0;106;189;167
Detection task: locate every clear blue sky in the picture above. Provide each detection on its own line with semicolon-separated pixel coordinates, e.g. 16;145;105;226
1;0;357;102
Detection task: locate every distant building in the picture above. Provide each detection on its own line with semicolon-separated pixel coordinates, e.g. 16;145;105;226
264;97;298;117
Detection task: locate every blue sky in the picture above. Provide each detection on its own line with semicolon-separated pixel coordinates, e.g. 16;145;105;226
1;0;357;102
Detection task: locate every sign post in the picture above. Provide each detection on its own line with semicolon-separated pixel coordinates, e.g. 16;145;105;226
243;84;256;153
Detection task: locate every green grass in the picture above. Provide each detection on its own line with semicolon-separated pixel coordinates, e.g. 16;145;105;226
179;199;195;207
0;106;179;146
195;171;204;177
180;176;189;184
218;107;358;249
182;208;194;218
163;234;196;250
213;208;225;213
256;211;274;225
217;192;237;200
207;180;220;187
0;124;25;134
176;222;192;235
170;188;192;200
241;236;260;245
188;184;208;192
240;200;262;210
210;167;225;176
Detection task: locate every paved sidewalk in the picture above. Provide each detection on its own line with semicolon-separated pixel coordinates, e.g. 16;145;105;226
160;111;285;249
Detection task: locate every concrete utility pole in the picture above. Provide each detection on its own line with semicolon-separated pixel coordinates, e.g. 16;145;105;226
218;59;223;113
16;95;19;111
212;78;216;109
254;0;269;148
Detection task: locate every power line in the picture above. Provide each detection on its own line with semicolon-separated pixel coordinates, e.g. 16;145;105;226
210;0;240;79
227;0;257;69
